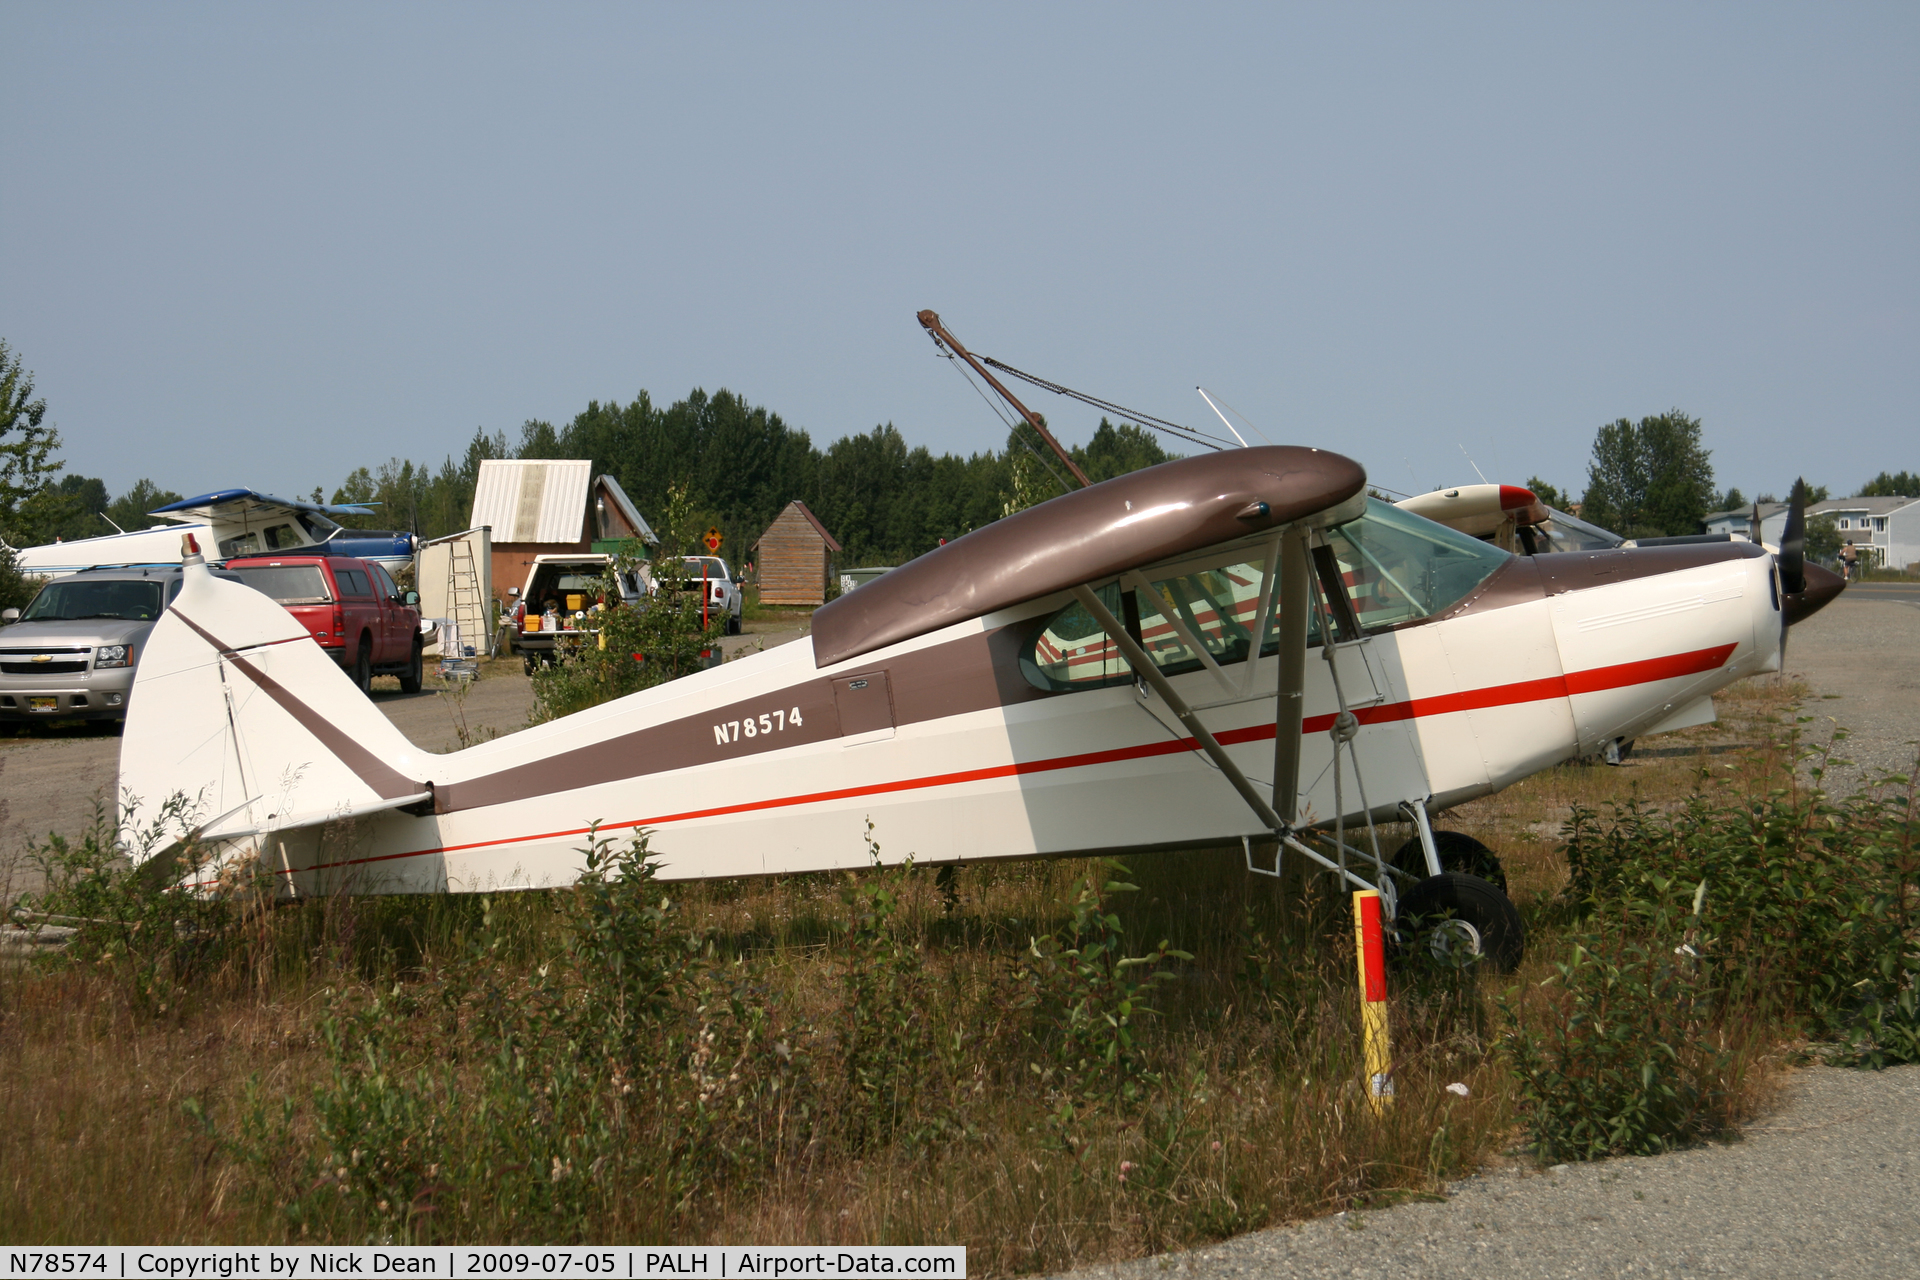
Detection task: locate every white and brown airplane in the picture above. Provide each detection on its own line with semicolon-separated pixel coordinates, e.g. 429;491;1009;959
118;448;1843;968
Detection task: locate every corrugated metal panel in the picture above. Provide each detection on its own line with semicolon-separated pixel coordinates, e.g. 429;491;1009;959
469;460;593;543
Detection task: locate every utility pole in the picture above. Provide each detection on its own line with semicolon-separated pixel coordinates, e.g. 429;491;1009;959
917;310;1092;488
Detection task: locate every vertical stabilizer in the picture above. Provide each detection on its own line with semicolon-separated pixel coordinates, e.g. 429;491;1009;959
119;548;433;858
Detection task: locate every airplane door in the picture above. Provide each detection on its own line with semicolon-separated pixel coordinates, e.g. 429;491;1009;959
834;671;895;744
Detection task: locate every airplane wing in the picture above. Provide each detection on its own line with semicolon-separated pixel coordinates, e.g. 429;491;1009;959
147;489;377;525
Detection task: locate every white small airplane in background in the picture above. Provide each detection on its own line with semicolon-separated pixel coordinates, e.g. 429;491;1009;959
1395;483;1627;555
119;430;1844;969
9;489;416;576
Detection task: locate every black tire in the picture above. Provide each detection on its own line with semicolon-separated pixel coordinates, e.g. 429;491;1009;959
398;639;424;694
1391;830;1508;892
352;637;373;694
727;613;742;636
524;653;539;676
1394;872;1525;973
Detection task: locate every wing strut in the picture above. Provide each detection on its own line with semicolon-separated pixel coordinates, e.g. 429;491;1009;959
1076;537;1404;906
1071;585;1288;834
1071;530;1313;838
1271;529;1310;824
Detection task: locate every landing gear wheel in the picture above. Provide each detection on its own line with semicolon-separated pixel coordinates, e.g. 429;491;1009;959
1394;872;1525;973
1391;830;1508;892
398;639;424;694
352;638;373;695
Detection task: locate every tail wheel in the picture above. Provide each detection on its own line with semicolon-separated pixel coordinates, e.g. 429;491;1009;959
398;639;424;694
352;637;373;694
1394;872;1525;972
1391;829;1508;892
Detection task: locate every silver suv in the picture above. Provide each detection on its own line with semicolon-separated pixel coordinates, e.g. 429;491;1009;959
0;565;237;729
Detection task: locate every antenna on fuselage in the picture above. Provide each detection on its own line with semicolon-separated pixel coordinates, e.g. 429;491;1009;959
1457;444;1490;484
1195;387;1250;448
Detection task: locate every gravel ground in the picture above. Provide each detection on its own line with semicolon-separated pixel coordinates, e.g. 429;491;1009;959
1783;584;1920;792
1054;1065;1920;1280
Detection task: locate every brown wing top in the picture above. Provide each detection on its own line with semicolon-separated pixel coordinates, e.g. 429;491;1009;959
810;445;1367;668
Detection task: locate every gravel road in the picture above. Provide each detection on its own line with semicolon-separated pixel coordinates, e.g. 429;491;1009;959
1048;584;1920;1280
1057;1065;1919;1280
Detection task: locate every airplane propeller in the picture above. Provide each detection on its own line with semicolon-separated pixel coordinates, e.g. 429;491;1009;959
1774;476;1846;661
1779;478;1807;596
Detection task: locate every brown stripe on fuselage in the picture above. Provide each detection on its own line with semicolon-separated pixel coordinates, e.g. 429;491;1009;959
172;609;427;802
433;625;1056;813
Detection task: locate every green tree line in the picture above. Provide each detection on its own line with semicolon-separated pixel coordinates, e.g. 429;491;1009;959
322;389;1176;569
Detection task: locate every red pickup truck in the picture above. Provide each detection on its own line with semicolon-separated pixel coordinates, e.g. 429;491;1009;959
225;555;425;693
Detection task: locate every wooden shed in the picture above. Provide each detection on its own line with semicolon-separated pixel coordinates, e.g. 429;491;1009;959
753;500;842;605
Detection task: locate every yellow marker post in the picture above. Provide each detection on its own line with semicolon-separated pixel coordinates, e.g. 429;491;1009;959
1353;889;1394;1113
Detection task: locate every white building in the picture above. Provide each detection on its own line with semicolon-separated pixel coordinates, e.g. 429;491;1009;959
1705;495;1920;570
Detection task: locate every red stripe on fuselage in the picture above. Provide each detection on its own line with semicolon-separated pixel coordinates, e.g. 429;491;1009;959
276;642;1738;877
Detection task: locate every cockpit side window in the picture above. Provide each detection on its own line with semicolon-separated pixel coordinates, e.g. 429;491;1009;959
1022;554;1312;692
1020;500;1511;693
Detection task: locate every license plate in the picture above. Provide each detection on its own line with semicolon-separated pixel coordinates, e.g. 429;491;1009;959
27;696;58;712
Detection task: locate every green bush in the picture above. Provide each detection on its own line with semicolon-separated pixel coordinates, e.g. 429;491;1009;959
19;795;272;1015
837;823;944;1151
1019;859;1191;1112
1510;735;1919;1160
1505;897;1740;1162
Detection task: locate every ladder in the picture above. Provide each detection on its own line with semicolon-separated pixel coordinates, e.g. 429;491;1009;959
446;538;488;659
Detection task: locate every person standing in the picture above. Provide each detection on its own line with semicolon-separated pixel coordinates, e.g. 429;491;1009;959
1841;541;1860;581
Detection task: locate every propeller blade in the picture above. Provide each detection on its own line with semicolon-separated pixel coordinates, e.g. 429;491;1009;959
1779;478;1807;596
1751;500;1764;547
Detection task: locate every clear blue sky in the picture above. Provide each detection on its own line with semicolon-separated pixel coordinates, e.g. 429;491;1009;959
3;3;1914;509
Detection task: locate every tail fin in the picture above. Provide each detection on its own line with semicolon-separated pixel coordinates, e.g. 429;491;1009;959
120;554;433;858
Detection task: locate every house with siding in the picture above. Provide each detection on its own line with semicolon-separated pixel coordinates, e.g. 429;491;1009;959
469;460;656;599
1707;495;1920;570
753;501;842;605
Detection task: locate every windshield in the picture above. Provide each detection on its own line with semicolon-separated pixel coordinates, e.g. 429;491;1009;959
683;557;729;579
296;511;340;540
1322;498;1513;629
22;578;167;622
1529;506;1624;553
227;564;331;604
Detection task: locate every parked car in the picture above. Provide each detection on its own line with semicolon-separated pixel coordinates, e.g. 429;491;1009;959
681;555;744;635
224;554;425;693
512;554;649;673
0;564;240;729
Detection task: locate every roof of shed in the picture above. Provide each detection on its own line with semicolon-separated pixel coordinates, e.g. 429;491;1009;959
595;475;658;544
470;460;593;543
756;500;843;553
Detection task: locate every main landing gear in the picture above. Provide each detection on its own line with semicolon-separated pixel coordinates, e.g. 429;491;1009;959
1389;802;1525;972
